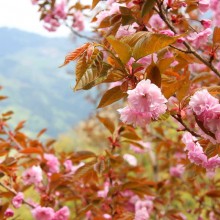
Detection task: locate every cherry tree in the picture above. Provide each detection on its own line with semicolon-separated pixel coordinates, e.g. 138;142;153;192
1;0;220;219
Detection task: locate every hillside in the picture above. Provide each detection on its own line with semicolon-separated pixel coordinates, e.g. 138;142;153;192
0;27;95;137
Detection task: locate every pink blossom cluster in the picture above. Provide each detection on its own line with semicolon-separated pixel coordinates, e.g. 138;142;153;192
169;164;185;178
131;196;154;220
12;192;24;208
182;132;220;173
44;153;60;174
32;206;70;220
22;165;43;185
118;80;167;128
210;0;220;26
43;1;67;32
189;89;220;143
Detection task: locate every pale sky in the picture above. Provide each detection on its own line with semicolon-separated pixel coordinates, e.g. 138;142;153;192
0;0;72;37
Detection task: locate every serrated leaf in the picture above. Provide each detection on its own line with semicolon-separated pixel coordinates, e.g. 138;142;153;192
141;0;156;17
97;86;127;108
74;51;110;91
97;116;115;134
121;32;146;47
104;69;127;82
207;86;220;95
107;36;132;64
59;43;90;67
157;57;175;73
133;33;180;60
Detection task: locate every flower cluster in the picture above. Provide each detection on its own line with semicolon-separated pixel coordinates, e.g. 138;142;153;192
189;89;220;143
182;132;220;173
118;80;167;128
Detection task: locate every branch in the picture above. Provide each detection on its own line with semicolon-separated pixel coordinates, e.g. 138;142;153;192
0;182;36;209
172;114;201;138
155;2;220;78
65;22;100;42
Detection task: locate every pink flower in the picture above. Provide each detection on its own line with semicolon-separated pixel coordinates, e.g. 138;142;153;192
169;164;185;177
187;28;212;48
123;154;137;166
118;80;167;127
4;208;14;217
103;214;112;219
32;206;55;220
72;11;85;31
204;155;220;171
159;29;175;36
130;141;151;153
198;0;210;12
97;182;110;198
44;154;60;174
22;165;43;185
201;19;212;28
12;192;24;208
189;89;219;118
134;208;150;220
53;206;70;220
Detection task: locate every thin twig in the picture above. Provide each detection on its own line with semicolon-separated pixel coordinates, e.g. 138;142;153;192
154;2;220;78
172;114;200;138
0;182;36;208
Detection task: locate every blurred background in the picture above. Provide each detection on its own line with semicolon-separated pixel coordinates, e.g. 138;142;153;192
0;0;96;139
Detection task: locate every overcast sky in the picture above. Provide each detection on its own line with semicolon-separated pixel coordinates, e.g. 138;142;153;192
0;0;71;37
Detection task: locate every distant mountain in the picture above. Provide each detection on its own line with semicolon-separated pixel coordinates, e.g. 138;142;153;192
0;27;95;137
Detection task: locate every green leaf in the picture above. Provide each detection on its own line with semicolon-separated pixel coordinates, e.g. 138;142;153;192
97;86;127;108
141;0;156;17
107;36;132;64
133;33;179;60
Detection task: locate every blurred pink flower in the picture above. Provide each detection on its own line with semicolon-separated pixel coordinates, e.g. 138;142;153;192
72;11;85;31
53;206;70;220
22;165;43;185
123;154;137;166
32;206;55;220
12;192;24;208
4;208;14;217
44;154;60;174
170;164;185;177
198;0;210;12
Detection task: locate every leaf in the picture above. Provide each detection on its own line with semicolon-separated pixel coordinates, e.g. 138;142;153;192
133;33;180;60
207;86;220;95
91;0;99;9
0;96;7;100
107;36;132;64
119;6;135;26
82;63;112;90
74;49;111;90
141;0;156;17
145;63;161;87
120;126;141;140
97;86;127;108
213;27;220;45
59;43;90;67
71;151;96;162
121;32;146;47
104;69;127;82
15;120;26;132
37;128;47;138
206;190;220;198
157;57;175;73
20;147;43;155
97;116;115;134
